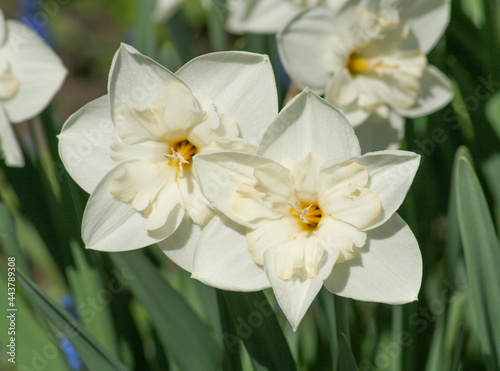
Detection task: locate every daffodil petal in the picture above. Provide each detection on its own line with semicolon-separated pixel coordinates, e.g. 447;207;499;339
0;107;23;167
192;215;270;291
246;217;303;265
177;167;215;226
83;162;184;251
331;0;371;37
253;162;295;202
316;217;366;263
319;160;374;225
0;74;19;99
114;82;205;144
400;0;450;54
320;160;369;198
286;152;325;202
264;242;339;330
354;111;405;153
231;160;297;224
277;7;334;93
143;180;184;231
341;103;371;127
2;21;67;123
109;161;173;213
58;95;115;193
226;0;299;34
258;90;361;164
176;51;278;144
395;66;453;118
193;150;275;228
324;213;422;304
328;188;381;230
108;44;185;123
159;219;201;272
325;68;357;106
348;150;420;230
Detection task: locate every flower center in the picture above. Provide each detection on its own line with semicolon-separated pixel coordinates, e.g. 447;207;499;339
347;54;399;76
289;201;322;230
164;139;199;176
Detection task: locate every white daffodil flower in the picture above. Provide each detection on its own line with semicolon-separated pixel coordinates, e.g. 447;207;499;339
58;44;278;271
277;0;453;151
193;90;422;330
226;0;346;34
0;8;66;167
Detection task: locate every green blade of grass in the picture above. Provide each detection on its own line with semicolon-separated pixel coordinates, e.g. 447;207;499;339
16;270;128;371
338;332;359;371
449;324;465;371
67;242;118;357
318;288;339;371
454;147;500;368
0;267;68;371
222;290;297;371
109;250;221;371
217;290;243;371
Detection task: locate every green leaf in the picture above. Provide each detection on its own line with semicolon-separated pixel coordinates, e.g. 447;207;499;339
217;291;242;371
338;333;359;371
109;250;221;371
157;41;183;71
16;270;128;371
485;91;500;142
450;79;475;141
390;305;403;371
131;0;156;58
0;265;67;371
449;325;465;371
222;290;297;371
67;242;118;356
207;4;228;52
318;288;339;371
454;147;500;368
482;153;500;233
0;203;30;275
166;10;196;64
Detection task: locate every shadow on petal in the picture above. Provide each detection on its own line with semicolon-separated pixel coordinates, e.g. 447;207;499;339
324;214;421;304
354;113;403;153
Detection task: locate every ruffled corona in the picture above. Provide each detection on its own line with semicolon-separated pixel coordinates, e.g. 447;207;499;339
231;153;381;280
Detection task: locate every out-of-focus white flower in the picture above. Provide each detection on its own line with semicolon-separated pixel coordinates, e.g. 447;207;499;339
278;0;453;151
154;0;210;22
58;44;277;272
0;8;66;167
226;0;346;34
155;0;183;21
193;90;422;330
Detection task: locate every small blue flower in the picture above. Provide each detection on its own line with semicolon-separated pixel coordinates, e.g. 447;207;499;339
17;0;53;45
